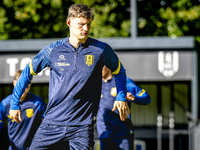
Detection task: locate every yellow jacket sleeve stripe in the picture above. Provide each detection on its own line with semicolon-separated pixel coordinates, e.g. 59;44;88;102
29;61;37;75
112;59;121;75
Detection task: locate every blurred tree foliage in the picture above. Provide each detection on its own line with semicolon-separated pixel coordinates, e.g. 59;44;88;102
137;0;200;43
0;0;200;42
0;0;130;39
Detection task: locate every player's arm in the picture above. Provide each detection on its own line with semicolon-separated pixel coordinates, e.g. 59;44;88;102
9;47;50;123
111;60;130;121
103;44;130;121
9;63;34;123
126;78;151;105
0;103;6;132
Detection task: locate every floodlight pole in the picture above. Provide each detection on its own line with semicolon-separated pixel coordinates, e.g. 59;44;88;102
130;0;137;39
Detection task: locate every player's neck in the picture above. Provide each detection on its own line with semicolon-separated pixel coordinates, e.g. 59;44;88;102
69;36;86;48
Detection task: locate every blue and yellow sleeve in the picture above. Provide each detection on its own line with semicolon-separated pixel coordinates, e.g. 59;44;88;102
126;78;151;105
0;103;6;132
103;44;127;102
10;64;33;110
112;60;127;102
10;47;51;110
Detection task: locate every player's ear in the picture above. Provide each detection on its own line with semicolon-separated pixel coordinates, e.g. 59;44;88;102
66;18;71;27
13;80;17;87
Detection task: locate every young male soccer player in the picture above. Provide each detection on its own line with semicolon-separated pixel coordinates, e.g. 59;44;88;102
97;66;151;150
9;4;130;150
0;70;46;150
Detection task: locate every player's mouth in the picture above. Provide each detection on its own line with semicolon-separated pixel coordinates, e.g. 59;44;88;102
82;32;89;36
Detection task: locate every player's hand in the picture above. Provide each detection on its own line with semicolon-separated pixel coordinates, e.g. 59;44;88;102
9;109;22;123
126;92;135;101
112;101;130;121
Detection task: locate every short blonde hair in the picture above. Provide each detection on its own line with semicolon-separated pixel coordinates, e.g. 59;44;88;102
14;70;22;81
67;4;94;20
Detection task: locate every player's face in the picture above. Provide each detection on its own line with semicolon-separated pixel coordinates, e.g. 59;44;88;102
67;17;92;43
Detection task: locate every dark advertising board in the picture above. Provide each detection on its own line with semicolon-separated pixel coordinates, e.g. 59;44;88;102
0;50;194;83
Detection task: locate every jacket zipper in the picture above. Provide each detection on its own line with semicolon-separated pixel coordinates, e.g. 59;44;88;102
74;48;78;69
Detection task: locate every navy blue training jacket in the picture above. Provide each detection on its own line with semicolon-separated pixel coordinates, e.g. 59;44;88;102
97;77;151;139
10;37;127;126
